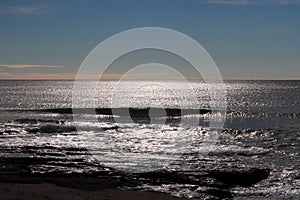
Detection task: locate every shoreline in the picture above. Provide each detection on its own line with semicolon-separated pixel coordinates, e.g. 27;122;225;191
0;182;186;200
0;174;186;200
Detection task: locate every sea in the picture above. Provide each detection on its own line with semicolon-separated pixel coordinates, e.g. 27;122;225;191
0;80;299;199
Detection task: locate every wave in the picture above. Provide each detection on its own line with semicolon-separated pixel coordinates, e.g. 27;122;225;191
227;110;300;119
6;107;212;117
5;107;300;121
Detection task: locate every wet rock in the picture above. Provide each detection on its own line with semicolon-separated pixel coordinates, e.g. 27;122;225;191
40;123;76;133
40;124;58;133
135;170;233;199
102;126;119;131
204;188;233;199
4;129;19;134
38;119;60;124
14;118;38;124
25;127;40;134
14;118;60;124
59;125;77;132
209;168;269;187
135;170;197;185
243;129;254;134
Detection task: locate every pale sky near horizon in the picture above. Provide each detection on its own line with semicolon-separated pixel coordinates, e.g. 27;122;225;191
0;0;300;80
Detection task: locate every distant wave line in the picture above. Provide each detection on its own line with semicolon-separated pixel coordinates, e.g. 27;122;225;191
4;107;211;117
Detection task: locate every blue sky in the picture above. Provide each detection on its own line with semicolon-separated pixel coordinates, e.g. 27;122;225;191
0;0;299;80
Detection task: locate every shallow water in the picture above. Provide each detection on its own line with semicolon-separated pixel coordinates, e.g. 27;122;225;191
0;80;299;199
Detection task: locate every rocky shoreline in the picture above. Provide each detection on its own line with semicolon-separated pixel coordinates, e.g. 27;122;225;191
0;152;270;199
1;116;293;199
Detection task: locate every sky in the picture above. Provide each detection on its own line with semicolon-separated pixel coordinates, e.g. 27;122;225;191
0;0;299;80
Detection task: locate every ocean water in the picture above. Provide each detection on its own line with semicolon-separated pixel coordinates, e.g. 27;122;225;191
0;80;299;199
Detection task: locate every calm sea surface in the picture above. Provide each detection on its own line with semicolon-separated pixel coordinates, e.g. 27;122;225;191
0;80;299;199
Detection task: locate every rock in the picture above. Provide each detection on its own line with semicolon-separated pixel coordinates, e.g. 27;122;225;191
4;129;19;134
204;188;233;199
102;126;119;131
135;170;195;185
40;123;76;133
25;127;40;133
243;129;254;134
60;125;77;132
14;118;38;124
40;123;59;133
38;119;60;124
209;168;269;187
14;118;60;124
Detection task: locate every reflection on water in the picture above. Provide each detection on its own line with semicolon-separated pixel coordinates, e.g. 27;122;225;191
0;80;299;199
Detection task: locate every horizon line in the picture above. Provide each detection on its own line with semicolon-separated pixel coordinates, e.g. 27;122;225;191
0;78;299;81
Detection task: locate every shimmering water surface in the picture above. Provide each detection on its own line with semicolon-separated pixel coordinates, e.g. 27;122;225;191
0;80;299;199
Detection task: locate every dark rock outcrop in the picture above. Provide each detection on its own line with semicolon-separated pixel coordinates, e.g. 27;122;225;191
14;118;60;124
40;123;76;133
209;168;270;187
25;127;40;134
4;129;19;134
